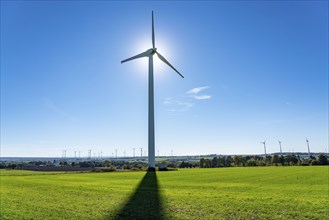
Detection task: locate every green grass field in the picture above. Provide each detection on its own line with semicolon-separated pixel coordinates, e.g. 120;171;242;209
1;166;328;219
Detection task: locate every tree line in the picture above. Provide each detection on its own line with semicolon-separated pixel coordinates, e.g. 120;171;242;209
199;154;328;168
0;160;148;170
1;154;327;170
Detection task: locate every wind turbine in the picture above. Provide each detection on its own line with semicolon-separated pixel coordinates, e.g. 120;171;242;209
121;11;183;171
260;140;267;158
306;138;311;158
278;140;283;157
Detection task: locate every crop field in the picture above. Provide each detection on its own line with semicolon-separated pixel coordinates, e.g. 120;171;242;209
0;166;328;219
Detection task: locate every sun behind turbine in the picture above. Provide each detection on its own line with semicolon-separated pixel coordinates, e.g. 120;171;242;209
121;11;183;171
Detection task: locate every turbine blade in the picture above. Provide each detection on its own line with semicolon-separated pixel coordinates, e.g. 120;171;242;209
156;51;184;78
121;50;152;64
152;11;155;48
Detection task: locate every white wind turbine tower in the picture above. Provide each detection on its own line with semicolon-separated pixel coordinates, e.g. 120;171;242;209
278;140;283;157
306;138;311;158
121;11;183;171
260;140;267;158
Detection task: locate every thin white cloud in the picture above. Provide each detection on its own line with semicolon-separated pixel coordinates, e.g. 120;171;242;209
168;104;194;112
187;86;211;100
163;97;174;105
194;95;211;100
164;86;211;113
186;86;209;95
164;97;194;112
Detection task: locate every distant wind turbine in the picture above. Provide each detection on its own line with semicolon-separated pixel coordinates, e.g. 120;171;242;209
306;138;311;158
278;140;283;157
260;140;267;158
121;11;183;171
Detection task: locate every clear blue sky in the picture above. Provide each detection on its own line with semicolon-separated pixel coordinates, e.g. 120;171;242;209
1;1;328;157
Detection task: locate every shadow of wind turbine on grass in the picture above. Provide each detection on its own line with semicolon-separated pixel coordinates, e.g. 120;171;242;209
114;171;165;220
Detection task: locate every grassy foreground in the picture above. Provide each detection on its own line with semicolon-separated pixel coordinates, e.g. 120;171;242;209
0;166;328;219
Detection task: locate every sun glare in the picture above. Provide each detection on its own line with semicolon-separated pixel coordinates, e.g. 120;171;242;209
132;34;174;78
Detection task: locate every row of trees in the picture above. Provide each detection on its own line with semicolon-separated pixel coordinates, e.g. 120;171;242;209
1;154;328;170
0;160;54;169
72;160;148;170
199;154;329;168
0;160;149;170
